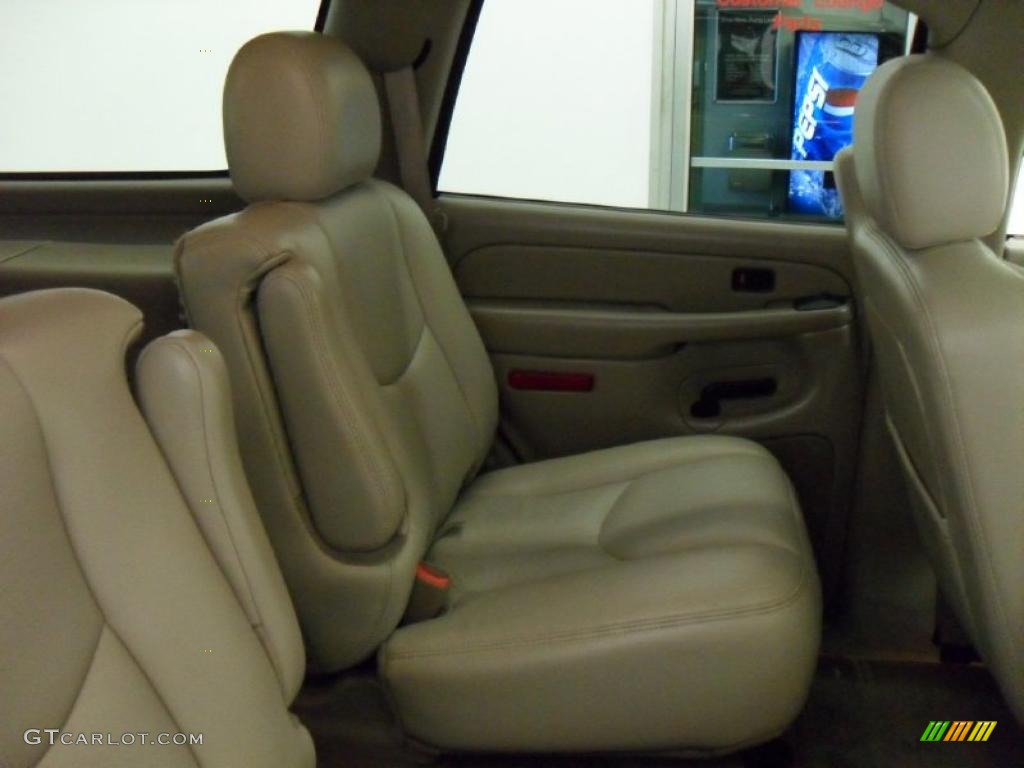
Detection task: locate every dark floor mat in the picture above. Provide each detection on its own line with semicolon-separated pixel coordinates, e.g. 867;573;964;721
295;658;1022;768
790;657;1023;768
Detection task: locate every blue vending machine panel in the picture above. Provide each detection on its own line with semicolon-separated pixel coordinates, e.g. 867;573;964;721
789;32;880;218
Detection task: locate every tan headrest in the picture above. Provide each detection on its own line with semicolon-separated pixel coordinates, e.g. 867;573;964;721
853;55;1008;250
224;32;381;203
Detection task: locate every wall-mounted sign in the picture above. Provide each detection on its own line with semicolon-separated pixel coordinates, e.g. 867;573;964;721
715;11;779;103
715;0;800;8
714;0;883;10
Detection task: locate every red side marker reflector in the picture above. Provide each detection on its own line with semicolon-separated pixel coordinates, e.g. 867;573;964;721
508;370;595;392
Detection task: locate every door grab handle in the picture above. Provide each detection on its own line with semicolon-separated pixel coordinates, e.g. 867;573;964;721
690;378;778;420
794;293;847;311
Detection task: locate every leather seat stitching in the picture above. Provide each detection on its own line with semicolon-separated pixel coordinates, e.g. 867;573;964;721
0;337;200;764
380;321;429;388
274;269;403;542
280;197;426;388
182;220;407;655
386;552;810;661
867;225;1022;683
0;355;107;767
377;183;487;438
465;451;778;499
141;339;282;682
176;236;305;506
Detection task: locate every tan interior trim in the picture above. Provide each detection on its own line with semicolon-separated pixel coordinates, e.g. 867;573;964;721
469;301;853;360
441;195;853;277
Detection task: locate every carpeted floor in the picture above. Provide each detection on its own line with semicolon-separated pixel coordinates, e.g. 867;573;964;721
789;657;1023;768
294;657;1023;768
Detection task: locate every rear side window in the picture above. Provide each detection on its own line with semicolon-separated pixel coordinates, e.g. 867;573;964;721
439;0;915;223
1010;169;1024;236
0;0;323;173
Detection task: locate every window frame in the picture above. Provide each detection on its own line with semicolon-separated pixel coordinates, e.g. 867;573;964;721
429;0;486;190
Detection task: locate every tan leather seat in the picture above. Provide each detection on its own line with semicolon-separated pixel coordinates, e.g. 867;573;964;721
176;31;822;753
836;55;1023;720
0;288;314;767
383;437;820;752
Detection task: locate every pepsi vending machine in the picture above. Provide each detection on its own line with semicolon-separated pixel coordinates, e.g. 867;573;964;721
788;32;898;218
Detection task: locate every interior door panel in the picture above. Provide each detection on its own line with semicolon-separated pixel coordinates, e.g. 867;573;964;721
468;300;852;358
442;194;866;604
0;241;181;345
0;180;242;346
457;246;851;313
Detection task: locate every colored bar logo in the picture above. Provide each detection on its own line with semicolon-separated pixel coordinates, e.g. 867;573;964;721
921;721;997;742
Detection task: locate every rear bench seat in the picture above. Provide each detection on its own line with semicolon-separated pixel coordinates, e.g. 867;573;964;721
175;31;822;754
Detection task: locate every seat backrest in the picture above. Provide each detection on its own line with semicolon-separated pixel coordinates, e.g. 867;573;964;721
836;55;1023;719
0;289;313;768
176;32;499;671
136;329;307;699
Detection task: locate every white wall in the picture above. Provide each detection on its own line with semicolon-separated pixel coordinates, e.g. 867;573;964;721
1010;173;1024;235
0;0;320;172
439;0;656;209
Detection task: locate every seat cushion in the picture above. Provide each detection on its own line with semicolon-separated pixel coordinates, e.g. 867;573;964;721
0;290;314;768
379;436;821;754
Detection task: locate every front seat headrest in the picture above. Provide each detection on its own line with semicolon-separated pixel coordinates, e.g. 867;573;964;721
853;55;1009;250
224;32;382;203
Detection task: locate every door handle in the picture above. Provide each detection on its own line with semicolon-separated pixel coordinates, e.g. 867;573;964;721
690;378;778;420
732;267;775;293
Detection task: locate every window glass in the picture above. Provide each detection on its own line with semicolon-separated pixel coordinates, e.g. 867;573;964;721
0;0;322;173
1010;171;1024;236
439;0;656;209
440;0;913;223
